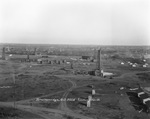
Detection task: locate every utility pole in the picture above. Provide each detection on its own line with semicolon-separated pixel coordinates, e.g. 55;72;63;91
21;78;24;99
13;73;16;109
11;68;16;119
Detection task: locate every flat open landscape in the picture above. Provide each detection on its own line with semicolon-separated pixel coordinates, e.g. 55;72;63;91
0;44;150;119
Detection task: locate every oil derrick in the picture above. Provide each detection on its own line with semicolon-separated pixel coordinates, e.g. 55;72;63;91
27;52;30;60
93;49;97;60
34;48;37;55
97;48;101;70
96;48;101;76
70;61;73;69
6;46;10;52
27;49;30;60
2;47;5;60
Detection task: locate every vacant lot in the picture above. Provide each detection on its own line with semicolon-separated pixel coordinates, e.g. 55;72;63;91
136;72;150;84
67;80;150;119
0;61;72;102
0;106;43;119
0;45;150;119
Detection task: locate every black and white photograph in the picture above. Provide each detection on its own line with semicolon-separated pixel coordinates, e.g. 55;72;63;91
0;0;150;119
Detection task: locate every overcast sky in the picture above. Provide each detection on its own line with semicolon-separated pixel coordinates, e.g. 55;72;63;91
0;0;150;45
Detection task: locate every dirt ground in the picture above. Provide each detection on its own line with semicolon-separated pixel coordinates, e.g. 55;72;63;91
0;46;150;119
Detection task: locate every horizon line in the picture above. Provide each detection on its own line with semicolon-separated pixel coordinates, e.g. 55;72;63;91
0;42;150;47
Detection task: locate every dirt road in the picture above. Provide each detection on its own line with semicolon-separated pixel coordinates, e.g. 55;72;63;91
0;74;94;119
58;79;93;119
2;61;150;119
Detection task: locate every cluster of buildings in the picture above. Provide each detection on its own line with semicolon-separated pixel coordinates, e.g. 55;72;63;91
3;46;150;77
37;58;65;64
129;87;150;113
120;61;149;68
